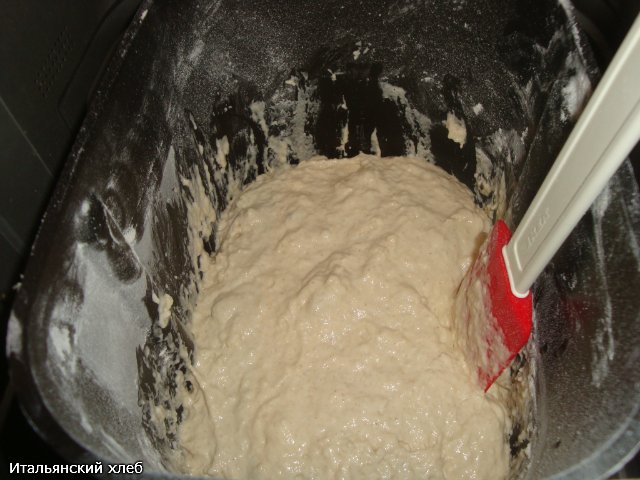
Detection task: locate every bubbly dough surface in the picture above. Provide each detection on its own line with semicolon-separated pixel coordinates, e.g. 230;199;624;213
177;155;510;479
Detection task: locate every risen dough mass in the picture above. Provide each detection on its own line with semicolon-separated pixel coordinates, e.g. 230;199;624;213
177;155;510;479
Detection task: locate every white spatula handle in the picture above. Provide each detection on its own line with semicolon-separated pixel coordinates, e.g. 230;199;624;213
503;14;640;297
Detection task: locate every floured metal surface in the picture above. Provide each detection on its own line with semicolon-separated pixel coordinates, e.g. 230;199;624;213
6;0;640;478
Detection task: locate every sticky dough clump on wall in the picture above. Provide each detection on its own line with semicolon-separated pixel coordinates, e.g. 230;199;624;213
445;112;467;148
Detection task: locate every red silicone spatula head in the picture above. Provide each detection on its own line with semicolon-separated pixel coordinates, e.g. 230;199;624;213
456;220;532;391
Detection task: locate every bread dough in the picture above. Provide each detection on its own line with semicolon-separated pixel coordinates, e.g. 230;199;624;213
445;112;467;148
176;154;510;479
